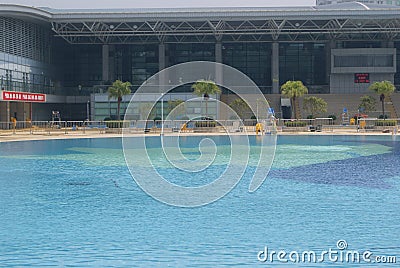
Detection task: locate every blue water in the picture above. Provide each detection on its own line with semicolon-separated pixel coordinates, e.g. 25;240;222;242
0;135;399;267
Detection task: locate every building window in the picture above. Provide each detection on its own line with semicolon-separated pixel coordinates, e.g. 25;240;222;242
334;55;393;68
222;42;271;93
279;43;327;89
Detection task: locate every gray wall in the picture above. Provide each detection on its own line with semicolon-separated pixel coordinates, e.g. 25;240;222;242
330;48;396;93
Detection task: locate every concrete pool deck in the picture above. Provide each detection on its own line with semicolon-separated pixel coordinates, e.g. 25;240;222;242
0;129;398;143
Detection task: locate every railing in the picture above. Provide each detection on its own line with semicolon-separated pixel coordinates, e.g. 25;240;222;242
0;118;399;136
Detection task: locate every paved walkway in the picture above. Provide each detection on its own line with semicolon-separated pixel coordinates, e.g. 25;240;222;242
0;129;397;143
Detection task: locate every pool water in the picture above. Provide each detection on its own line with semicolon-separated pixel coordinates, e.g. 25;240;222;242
0;135;399;267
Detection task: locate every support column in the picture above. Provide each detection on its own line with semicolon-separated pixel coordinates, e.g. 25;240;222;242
159;43;166;71
109;45;115;82
102;45;110;83
326;40;336;93
159;43;167;90
215;42;223;85
215;42;223;120
6;101;10;129
271;42;280;94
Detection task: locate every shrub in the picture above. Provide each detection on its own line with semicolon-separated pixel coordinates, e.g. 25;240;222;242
375;120;397;126
379;114;389;119
195;121;217;128
327;115;336;125
284;121;307;127
105;120;129;128
328;115;336;121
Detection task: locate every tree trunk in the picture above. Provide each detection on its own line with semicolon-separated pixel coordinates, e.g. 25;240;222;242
380;93;385;119
205;100;208;119
292;96;296;119
117;96;122;120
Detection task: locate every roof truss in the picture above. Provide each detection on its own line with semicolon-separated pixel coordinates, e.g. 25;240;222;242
51;18;400;44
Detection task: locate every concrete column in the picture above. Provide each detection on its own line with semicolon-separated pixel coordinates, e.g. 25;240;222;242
29;102;32;121
109;45;115;82
271;42;280;94
215;42;223;120
6;101;10;123
159;43;167;90
102;45;110;82
327;40;336;93
4;101;11;129
215;42;223;85
159;43;166;71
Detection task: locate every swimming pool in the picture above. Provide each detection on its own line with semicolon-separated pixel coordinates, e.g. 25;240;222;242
0;135;399;266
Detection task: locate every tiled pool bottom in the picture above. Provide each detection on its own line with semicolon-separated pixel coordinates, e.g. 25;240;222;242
0;136;399;267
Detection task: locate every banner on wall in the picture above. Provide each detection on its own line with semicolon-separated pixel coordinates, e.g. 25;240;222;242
0;91;46;103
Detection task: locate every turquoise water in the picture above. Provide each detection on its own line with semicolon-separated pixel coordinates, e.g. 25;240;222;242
0;135;399;267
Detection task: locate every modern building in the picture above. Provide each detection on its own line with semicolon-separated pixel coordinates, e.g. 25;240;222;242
1;2;400;121
317;0;400;6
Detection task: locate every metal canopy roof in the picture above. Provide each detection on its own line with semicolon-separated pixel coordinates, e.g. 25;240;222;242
1;3;400;44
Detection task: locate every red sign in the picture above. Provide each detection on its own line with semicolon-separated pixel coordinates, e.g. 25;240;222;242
354;73;370;83
2;91;46;102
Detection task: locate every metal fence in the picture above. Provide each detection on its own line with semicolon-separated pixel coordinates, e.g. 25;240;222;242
0;118;399;136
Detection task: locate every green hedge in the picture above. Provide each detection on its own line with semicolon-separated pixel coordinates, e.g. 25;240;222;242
105;120;130;128
284;121;307;127
195;121;217;128
375;120;397;126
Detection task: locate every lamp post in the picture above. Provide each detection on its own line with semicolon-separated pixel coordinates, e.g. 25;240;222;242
161;93;164;136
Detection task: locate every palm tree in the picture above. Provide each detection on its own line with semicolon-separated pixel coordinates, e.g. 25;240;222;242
108;80;132;120
192;79;221;119
369;80;395;119
281;80;308;119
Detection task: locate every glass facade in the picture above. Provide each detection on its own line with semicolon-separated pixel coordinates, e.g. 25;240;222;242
1;12;397;108
167;43;215;66
94;101;130;121
93;94;217;121
279;43;327;92
55;42;103;95
165;43;215;92
222;42;271;94
115;44;159;90
0;17;55;94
